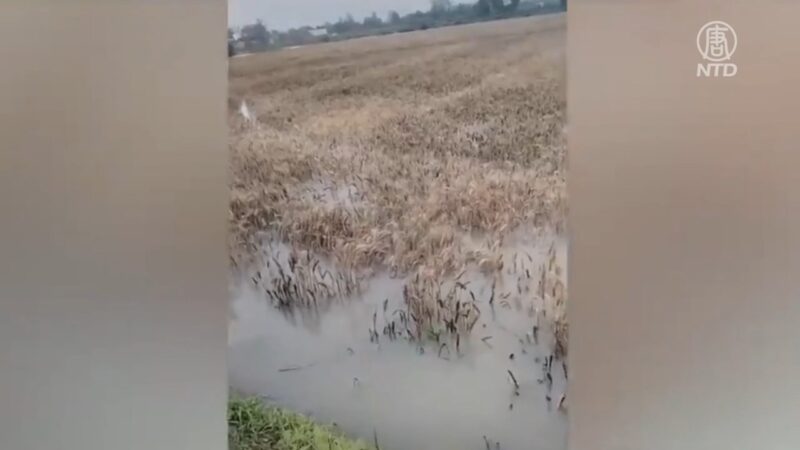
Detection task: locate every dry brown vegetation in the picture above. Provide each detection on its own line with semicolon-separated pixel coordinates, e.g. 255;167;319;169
229;16;567;352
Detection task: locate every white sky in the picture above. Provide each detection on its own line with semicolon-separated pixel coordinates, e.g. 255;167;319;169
228;0;470;30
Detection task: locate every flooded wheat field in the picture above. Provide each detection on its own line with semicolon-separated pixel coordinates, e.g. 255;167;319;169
228;14;567;450
229;233;568;450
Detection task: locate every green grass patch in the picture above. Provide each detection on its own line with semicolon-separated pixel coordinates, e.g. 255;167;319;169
228;396;374;450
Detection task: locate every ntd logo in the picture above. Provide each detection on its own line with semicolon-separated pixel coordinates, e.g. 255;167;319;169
696;21;738;78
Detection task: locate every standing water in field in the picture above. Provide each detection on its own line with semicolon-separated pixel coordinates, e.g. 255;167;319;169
228;235;568;450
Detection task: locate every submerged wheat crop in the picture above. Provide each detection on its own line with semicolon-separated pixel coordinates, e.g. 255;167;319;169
229;17;568;354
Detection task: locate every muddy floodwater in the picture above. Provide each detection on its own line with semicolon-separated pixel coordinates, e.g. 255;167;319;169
228;235;568;450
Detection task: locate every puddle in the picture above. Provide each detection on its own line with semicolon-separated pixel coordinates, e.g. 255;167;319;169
228;234;567;450
297;179;366;211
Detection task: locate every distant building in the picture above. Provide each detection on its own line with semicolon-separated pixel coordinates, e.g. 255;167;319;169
309;28;328;38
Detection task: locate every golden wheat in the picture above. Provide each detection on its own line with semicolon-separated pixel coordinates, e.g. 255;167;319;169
229;16;568;354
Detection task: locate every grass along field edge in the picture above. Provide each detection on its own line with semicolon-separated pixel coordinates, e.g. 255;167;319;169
229;396;375;450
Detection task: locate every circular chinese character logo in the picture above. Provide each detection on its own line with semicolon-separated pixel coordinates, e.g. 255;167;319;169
697;21;737;62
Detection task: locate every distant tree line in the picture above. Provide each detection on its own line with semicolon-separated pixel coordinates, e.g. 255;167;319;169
228;0;565;54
